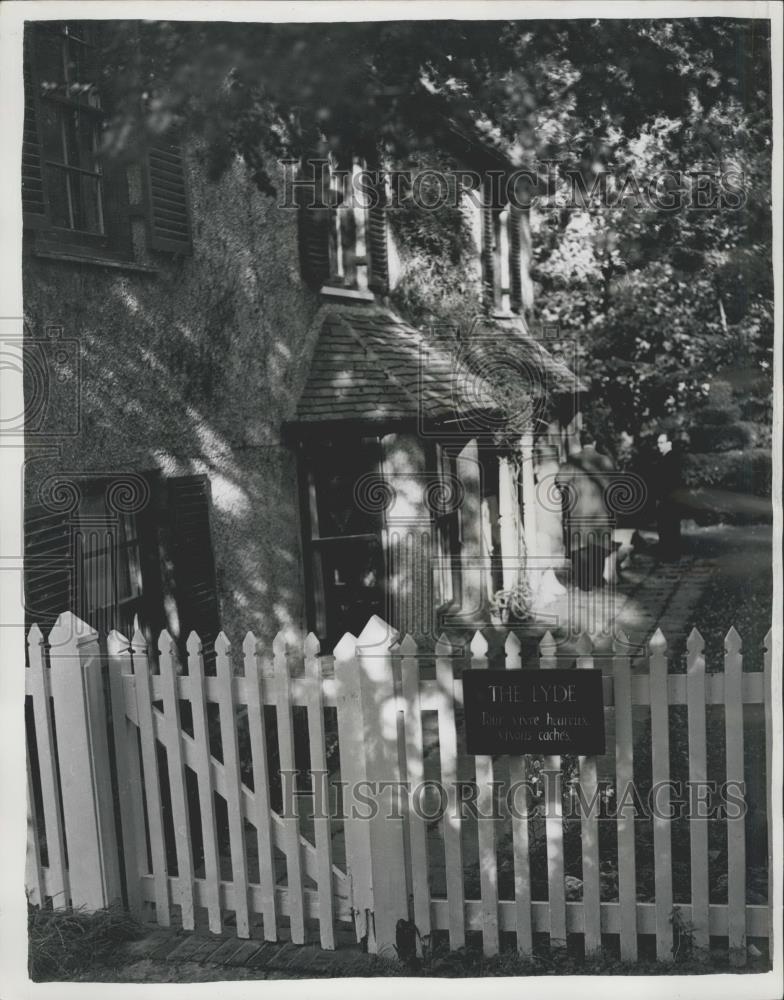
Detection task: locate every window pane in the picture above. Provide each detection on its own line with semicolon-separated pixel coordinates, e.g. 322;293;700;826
312;439;382;537
35;29;66;91
72;169;103;233
319;538;385;644
44;165;72;228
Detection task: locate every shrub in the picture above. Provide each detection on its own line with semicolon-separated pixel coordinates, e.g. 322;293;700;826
28;903;143;981
694;405;740;427
682;449;772;497
687;422;756;452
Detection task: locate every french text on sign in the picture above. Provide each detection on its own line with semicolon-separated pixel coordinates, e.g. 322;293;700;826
463;669;605;755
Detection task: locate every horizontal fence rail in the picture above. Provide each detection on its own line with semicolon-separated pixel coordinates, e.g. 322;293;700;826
25;611;773;967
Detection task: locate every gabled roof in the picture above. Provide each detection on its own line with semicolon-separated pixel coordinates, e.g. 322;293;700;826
292;303;584;428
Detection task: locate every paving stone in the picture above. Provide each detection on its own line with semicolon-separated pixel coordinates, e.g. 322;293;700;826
148;931;183;961
208;936;251;964
191;937;226;964
226;940;266;966
166;934;212;962
245;941;282;968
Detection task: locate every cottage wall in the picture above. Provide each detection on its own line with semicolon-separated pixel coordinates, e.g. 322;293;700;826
24;145;320;642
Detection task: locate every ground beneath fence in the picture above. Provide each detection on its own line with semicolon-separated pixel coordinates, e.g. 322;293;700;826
61;920;773;982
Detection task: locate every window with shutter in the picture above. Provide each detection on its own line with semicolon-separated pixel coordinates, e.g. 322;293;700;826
298;154;387;297
22;22;133;261
144;142;193;255
480;182;523;316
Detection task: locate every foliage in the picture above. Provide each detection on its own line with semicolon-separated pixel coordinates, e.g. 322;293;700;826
28;902;143;981
681;449;771;496
89;17;773;449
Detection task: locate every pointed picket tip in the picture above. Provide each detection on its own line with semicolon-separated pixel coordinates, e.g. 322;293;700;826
304;632;321;657
49;610;97;647
357;614;399;651
272;630;289;657
649;627;667;653
539;630;556;655
27;623;44;646
470;630;489;657
130;624;147;651
157;628;175;654
187;631;204;655
612;628;630;653
505;630;522;654
106;629;130;656
214;631;231;656
686;627;704;653
575;632;593;656
435;632;453;656
333;631;357;662
241;631;258;657
399;633;419;657
724;626;742;654
764;627;772;652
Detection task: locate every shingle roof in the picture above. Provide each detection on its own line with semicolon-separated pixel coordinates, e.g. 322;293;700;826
293;304;583;426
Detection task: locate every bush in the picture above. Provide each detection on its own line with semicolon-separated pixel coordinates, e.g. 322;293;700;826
694;405;740;427
682;448;772;496
28;903;143;981
687;422;756;452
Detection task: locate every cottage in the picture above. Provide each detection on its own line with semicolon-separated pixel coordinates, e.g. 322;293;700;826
22;20;583;652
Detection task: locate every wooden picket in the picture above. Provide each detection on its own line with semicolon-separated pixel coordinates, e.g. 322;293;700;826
400;634;431;948
649;628;674;961
686;627;709;954
612;629;637;961
187;631;223;934
159;630;196;930
576;633;601;956
504;630;533;957
724;627;746;964
435;633;466;951
25;614;774;968
540;630;567;950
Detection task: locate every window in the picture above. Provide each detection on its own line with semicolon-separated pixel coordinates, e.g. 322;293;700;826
23;22;192;260
480;181;526;315
301;437;387;648
433;444;463;610
24;472;217;659
298;155;388;295
77;492;144;638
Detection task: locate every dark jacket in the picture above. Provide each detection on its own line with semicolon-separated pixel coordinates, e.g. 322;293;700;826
556;445;615;523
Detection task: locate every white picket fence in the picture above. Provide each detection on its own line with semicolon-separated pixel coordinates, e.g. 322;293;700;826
25;611;773;966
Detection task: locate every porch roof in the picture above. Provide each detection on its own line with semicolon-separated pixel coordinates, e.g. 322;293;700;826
293;303;583;426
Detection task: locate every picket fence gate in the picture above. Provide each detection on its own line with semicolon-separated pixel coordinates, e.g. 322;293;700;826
25;611;774;966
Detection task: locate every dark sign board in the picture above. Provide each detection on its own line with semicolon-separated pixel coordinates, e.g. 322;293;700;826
463;669;606;755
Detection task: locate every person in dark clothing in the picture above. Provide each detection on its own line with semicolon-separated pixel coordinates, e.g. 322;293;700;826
556;430;616;591
654;431;683;561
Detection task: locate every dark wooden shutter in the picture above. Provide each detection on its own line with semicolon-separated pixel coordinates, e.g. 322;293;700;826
22;32;47;225
509;206;523;312
481;195;496;312
297;156;331;287
367;173;389;293
145;141;192;254
24;504;75;629
167;475;220;662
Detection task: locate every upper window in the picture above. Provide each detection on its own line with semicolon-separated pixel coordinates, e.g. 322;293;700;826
23;22;193;261
298;155;389;296
34;23;104;235
481;197;526;316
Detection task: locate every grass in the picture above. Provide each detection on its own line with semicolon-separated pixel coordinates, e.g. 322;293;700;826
28;902;144;981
